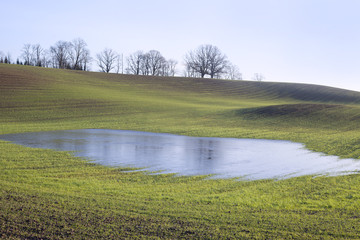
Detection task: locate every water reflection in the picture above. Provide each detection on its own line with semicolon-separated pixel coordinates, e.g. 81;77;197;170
1;129;359;179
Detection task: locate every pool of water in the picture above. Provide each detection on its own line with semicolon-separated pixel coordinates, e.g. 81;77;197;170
1;129;359;179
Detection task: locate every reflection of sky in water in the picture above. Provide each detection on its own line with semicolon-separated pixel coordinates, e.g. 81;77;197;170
1;129;359;180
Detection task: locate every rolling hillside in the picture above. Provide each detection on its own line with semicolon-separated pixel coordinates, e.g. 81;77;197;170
1;64;360;158
2;64;360;239
2;64;360;103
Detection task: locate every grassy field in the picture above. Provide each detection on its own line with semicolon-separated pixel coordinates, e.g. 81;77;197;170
1;64;360;239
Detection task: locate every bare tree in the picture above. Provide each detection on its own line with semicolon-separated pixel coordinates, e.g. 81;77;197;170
96;48;118;73
185;44;228;78
146;50;166;76
252;73;265;81
32;44;43;67
41;49;51;68
69;38;91;70
140;52;150;75
207;45;228;78
126;51;144;75
115;54;123;74
127;50;176;76
21;44;34;65
21;43;46;67
184;45;209;78
225;63;242;80
50;41;71;69
82;49;92;71
161;59;177;76
169;59;178;76
183;64;201;78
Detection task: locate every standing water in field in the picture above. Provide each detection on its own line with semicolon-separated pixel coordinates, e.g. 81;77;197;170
1;129;359;179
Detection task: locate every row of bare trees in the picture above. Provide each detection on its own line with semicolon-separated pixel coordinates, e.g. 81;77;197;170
184;44;243;80
125;50;177;76
2;39;264;80
51;39;91;70
20;39;92;70
99;45;241;79
94;48;178;76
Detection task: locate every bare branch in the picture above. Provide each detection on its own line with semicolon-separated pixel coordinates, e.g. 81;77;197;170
126;51;144;75
21;44;33;65
69;38;91;70
96;48;118;73
50;41;72;69
224;64;242;80
252;73;265;81
184;44;228;78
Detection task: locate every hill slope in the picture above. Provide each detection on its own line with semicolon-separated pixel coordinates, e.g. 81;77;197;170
1;63;360;159
2;64;360;239
2;64;360;103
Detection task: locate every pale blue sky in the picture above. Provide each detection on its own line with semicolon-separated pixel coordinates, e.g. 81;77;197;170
2;0;360;91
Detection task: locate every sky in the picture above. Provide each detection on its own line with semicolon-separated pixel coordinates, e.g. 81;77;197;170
1;0;360;91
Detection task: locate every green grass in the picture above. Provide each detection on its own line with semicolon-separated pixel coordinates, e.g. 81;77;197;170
1;64;360;239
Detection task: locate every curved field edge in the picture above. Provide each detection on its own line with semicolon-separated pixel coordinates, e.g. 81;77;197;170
1;141;360;239
1;64;360;238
